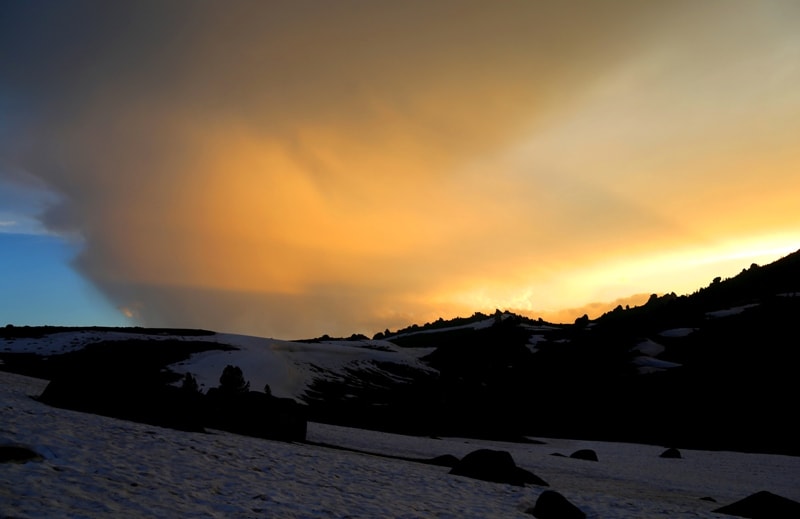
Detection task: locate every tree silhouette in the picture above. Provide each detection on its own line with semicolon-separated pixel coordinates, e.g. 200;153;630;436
218;365;250;394
180;372;200;393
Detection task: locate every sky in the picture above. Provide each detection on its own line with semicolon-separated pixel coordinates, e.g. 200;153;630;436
1;1;800;339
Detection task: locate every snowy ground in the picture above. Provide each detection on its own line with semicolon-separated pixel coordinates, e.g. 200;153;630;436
2;371;799;518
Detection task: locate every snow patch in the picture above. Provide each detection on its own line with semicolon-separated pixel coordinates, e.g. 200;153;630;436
169;333;437;399
632;356;682;373
526;334;547;353
658;328;697;338
631;339;665;356
706;304;760;318
391;317;497;339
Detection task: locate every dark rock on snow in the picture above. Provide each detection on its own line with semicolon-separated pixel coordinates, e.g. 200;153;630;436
570;449;599;461
660;447;682;459
712;490;800;519
449;449;548;487
0;444;42;463
526;490;586;519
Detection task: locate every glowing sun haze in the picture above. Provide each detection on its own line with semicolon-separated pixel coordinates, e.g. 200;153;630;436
2;1;799;338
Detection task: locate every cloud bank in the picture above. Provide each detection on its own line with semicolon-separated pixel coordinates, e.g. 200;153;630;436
2;1;800;337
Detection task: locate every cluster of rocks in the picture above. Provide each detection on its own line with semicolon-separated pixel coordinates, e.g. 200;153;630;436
442;448;585;518
441;446;799;519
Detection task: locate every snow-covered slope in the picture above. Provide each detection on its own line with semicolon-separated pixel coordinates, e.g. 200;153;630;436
2;370;799;518
1;329;436;400
168;333;437;398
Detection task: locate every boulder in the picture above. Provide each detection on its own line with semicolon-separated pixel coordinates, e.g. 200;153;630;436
659;447;682;459
0;444;42;464
526;490;586;519
570;449;598;461
449;449;548;487
712;490;800;518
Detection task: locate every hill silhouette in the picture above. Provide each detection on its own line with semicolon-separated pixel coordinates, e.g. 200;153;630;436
302;249;800;453
2;249;798;454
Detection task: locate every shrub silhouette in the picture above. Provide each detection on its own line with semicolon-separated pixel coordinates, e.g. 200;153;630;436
218;365;250;394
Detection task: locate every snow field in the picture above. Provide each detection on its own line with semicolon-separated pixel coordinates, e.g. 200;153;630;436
3;371;799;518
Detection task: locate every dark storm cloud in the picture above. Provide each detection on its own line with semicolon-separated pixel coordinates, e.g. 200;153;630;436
2;1;799;337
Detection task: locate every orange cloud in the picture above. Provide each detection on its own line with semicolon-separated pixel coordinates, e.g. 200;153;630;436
3;2;800;338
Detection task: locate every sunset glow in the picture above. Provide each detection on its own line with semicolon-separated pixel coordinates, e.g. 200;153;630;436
2;1;799;338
